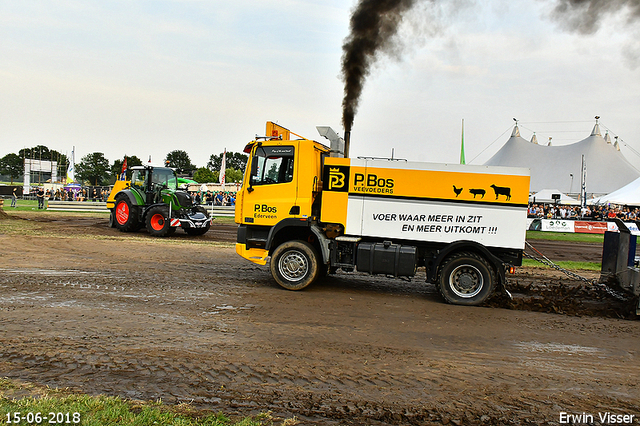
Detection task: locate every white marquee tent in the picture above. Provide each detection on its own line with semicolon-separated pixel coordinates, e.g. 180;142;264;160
529;189;580;205
591;177;640;206
484;122;640;194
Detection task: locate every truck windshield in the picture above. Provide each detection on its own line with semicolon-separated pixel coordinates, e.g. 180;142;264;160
251;146;295;186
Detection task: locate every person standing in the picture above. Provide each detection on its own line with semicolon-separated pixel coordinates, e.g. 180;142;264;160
37;187;45;209
11;187;17;208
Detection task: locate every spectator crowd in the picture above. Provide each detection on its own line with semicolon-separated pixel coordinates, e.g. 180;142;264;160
192;190;236;206
16;186;237;208
528;203;639;221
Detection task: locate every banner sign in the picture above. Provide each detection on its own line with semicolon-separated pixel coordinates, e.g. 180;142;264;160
574;221;609;234
607;221;640;236
540;220;575;233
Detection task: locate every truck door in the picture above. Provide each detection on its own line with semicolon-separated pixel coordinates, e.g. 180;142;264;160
241;145;297;226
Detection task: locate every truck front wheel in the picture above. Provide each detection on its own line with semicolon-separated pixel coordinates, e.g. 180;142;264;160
438;252;495;305
270;240;320;290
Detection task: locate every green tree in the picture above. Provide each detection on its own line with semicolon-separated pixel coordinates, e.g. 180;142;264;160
76;152;110;185
165;150;195;175
0;153;24;184
193;167;216;183
212;168;243;184
111;155;143;181
226;168;243;183
18;145;68;165
207;151;248;172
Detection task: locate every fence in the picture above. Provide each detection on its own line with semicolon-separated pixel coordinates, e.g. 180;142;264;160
201;206;235;217
46;201;235;217
47;201;108;213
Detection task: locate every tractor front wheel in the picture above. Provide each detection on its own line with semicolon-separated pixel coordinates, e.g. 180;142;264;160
145;206;176;237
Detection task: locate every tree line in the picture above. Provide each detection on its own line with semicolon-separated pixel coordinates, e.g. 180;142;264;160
0;147;248;186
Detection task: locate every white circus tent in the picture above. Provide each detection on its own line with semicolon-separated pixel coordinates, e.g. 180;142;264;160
485;121;639;195
529;189;580;205
591;177;640;206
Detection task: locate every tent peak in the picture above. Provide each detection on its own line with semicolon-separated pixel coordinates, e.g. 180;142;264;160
511;125;520;138
591;116;602;137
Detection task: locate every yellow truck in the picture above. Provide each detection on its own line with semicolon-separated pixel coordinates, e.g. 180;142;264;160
235;122;530;305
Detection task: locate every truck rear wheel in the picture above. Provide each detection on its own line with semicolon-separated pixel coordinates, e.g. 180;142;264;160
114;196;139;232
438;252;495;305
145;206;176;237
270;240;320;290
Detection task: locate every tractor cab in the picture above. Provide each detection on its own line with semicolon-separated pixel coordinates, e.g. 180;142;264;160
130;166;179;205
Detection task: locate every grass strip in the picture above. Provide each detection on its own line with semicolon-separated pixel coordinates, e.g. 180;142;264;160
526;230;604;244
522;258;601;271
1;378;296;426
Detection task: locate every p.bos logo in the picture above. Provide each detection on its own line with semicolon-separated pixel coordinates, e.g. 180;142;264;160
323;165;350;192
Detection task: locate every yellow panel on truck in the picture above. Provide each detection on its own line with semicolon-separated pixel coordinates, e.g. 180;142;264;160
321;158;530;250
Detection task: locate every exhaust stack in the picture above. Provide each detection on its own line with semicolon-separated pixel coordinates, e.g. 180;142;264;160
344;131;351;159
316;126;346;158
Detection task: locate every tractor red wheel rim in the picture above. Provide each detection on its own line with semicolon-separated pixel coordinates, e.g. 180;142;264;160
150;213;165;230
115;202;129;225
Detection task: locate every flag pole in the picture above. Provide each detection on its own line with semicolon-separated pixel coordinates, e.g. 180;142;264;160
460;119;466;165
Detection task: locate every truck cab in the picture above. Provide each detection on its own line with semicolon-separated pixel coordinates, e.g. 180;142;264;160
235;122;329;265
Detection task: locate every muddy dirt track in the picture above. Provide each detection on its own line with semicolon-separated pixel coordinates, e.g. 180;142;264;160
0;212;639;425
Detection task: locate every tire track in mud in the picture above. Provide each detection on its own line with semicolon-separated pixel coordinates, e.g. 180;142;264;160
1;230;640;424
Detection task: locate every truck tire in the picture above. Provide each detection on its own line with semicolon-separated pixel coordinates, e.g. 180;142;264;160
438;251;495;306
184;206;211;236
114;195;139;232
145;206;176;237
270;240;320;290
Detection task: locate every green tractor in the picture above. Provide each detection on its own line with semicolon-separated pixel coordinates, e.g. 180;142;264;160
107;165;211;237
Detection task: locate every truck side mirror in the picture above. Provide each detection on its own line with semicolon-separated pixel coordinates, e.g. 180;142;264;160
247;156;258;193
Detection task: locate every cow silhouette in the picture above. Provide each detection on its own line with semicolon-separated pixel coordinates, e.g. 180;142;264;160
469;188;485;199
490;184;511;201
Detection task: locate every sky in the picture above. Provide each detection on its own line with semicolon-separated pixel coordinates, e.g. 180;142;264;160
2;0;640;170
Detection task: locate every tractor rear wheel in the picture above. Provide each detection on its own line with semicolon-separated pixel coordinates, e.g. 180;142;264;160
145;206;175;237
114;196;139;232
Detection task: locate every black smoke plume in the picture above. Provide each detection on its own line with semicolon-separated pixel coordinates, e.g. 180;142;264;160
551;0;640;34
341;0;421;135
340;0;640;138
